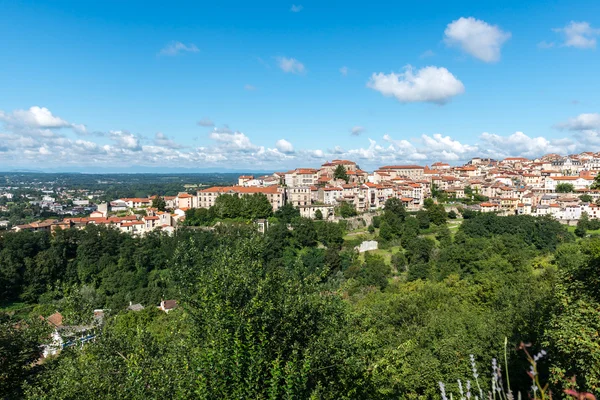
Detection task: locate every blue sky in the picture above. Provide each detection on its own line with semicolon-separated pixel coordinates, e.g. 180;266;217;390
1;0;600;171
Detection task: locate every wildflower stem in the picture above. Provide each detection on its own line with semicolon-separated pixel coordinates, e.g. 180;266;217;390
504;337;511;398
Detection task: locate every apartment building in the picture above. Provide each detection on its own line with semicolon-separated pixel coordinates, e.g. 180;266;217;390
197;185;285;211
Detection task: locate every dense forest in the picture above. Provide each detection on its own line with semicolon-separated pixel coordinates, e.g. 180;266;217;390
1;202;599;399
0;172;240;201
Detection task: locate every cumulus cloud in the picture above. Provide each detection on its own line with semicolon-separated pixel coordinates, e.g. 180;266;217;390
479;131;576;158
8;106;69;128
553;21;600;49
276;57;306;74
421;133;477;155
0;106;87;137
6;105;600;171
290;4;303;12
197;117;215;127
351;126;365;136
109;130;142;151
158;41;200;56
209;129;258;152
367;65;465;104
556;113;600;131
39;146;51;155
444;17;511;62
275;139;294;153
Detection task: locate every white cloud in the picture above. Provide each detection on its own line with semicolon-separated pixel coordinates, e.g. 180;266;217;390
110;130;142;151
209;129;258;151
553;21;600;49
12;106;70;128
159;41;200;56
0;106;86;137
244;84;257;91
479;131;576;158
421;133;477;155
74;139;99;152
339;66;349;76
367;65;465;104
351;126;365;136
444;17;511;62
39;146;51;155
275;139;294;153
556;113;600;131
7;106;600;171
276;57;306;74
290;4;303;12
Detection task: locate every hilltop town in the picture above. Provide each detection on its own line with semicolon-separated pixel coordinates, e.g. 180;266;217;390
4;152;600;234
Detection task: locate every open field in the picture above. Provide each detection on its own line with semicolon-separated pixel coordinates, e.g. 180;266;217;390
567;225;600;236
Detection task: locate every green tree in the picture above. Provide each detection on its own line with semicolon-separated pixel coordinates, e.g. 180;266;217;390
333;164;349;183
424;200;447;226
543;239;600;396
0;315;49;398
345;253;390;290
213;194;243;219
579;194;593;203
338;202;357;218
416;210;430;230
315;221;344;248
185;207;214;226
291;217;318;248
378;220;394;241
314;209;323;220
274;203;300;223
242;194;273;220
400;216;420;247
435;223;452;247
391;252;407;272
372;216;381;228
384;197;406;221
555;183;575;193
464;185;473;198
169;232;368;398
575;212;589;237
151;196;167;211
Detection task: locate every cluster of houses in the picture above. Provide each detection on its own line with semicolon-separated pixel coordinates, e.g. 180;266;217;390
217;155;600;221
12;153;600;235
12;206;181;235
40;299;178;358
199;155;600;221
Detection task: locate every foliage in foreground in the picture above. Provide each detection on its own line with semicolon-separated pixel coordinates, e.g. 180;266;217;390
2;213;600;398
